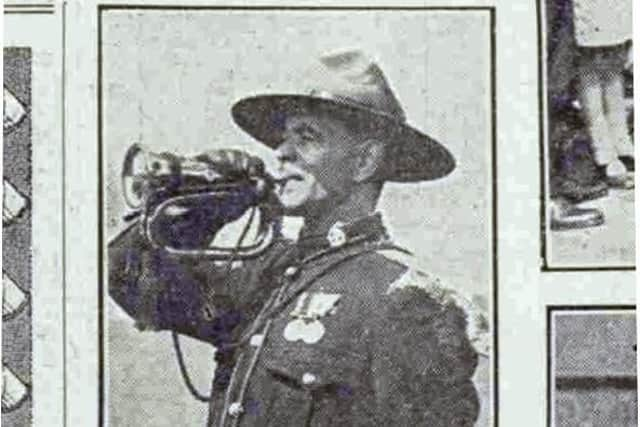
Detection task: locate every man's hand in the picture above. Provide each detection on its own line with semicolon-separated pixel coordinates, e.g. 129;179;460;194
141;150;271;250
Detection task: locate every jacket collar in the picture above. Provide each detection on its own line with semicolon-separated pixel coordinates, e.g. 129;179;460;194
295;212;388;257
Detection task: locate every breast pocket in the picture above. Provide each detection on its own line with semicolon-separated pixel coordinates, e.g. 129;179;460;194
259;343;369;427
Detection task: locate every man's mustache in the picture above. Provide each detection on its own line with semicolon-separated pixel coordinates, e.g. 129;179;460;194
272;173;304;185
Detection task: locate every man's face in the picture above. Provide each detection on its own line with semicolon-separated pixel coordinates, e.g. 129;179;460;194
273;112;363;216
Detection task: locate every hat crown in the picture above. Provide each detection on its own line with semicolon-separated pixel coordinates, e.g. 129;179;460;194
307;50;406;122
230;49;456;182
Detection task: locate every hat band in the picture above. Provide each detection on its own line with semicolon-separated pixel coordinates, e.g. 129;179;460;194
308;89;405;123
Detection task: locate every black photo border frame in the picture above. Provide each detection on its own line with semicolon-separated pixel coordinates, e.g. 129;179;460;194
536;0;636;272
545;304;637;426
97;5;498;426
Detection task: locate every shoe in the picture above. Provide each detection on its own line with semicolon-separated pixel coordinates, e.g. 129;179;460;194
551;135;610;202
552;177;609;203
550;199;605;231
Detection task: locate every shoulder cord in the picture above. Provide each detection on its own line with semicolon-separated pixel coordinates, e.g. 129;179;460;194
172;331;211;402
172;206;259;403
200;206;257;321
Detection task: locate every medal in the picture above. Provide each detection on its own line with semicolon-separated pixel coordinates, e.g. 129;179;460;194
283;292;341;344
283;318;326;344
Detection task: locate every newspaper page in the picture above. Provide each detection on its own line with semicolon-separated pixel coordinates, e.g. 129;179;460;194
3;0;637;426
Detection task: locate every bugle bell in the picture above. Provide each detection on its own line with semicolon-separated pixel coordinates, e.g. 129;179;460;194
120;143;280;260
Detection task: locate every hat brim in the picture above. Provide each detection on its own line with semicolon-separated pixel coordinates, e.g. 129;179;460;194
231;95;455;182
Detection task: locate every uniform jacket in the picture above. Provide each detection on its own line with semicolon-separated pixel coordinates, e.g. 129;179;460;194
109;215;482;427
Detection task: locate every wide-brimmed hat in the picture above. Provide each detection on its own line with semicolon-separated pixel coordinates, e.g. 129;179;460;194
231;50;455;182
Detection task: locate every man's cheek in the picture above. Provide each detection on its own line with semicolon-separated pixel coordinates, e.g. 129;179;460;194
315;165;351;197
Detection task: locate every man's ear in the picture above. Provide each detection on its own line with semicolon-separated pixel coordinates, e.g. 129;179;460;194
353;139;385;183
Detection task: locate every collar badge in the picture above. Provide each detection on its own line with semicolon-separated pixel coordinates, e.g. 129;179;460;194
327;222;347;247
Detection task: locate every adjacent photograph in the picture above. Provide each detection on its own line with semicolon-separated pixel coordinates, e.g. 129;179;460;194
3;47;33;426
541;0;634;269
100;7;496;426
549;307;637;426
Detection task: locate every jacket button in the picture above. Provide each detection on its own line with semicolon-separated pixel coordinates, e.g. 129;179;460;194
228;402;244;417
302;373;317;385
249;334;264;347
284;266;298;278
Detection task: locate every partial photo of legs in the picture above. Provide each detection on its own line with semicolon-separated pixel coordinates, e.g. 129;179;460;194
550;307;637;426
576;45;633;189
545;0;634;267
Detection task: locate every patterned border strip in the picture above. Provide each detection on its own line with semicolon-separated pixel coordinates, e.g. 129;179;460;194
3;49;33;423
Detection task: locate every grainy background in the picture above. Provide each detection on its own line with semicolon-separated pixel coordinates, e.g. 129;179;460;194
553;311;637;426
102;9;493;426
3;47;33;427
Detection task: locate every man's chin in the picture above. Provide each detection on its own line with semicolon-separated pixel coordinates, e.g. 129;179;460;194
276;185;331;219
278;196;323;218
